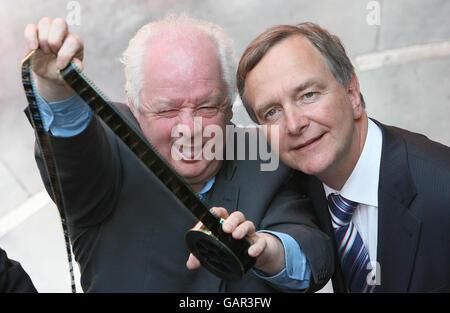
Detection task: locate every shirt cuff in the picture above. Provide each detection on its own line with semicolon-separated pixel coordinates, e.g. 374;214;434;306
252;230;311;291
35;91;92;137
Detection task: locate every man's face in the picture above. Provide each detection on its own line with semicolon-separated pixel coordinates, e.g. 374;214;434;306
133;33;232;190
245;35;362;181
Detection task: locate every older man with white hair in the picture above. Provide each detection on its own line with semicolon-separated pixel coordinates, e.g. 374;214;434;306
24;14;333;292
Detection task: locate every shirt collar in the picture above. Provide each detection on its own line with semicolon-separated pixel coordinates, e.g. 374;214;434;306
198;176;216;199
323;119;383;207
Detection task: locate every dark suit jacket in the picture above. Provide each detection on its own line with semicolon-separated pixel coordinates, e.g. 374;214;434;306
32;103;333;292
0;248;37;293
306;119;450;292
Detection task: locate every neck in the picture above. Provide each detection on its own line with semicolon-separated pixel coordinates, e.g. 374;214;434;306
186;160;222;194
319;113;369;191
190;182;205;194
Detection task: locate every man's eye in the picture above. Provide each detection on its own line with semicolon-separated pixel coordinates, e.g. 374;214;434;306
263;108;280;123
196;106;219;117
158;109;179;117
266;109;277;117
301;92;319;102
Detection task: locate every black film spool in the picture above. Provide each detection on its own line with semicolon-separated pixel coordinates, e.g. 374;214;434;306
186;221;256;281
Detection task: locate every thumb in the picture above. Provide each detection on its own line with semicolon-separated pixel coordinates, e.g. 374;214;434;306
72;57;84;72
209;206;229;219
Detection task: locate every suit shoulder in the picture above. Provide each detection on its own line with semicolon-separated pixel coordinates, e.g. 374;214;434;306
383;124;450;211
384;124;450;171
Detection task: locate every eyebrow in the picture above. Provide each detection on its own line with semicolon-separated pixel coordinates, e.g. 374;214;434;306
293;80;326;95
144;99;176;112
255;80;326;118
199;94;225;105
148;92;227;110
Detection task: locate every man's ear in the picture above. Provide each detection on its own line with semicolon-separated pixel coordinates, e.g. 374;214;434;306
347;73;363;119
127;94;139;120
225;104;233;122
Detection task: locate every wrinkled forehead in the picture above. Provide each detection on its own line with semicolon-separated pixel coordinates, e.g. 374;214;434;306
139;30;229;107
144;28;223;82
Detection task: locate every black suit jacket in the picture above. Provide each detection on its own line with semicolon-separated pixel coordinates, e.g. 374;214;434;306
0;248;37;293
32;103;333;292
306;119;450;292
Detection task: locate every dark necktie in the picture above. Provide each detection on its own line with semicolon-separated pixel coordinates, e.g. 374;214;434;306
328;193;376;293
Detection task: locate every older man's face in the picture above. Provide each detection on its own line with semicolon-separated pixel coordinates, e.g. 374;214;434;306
134;33;232;191
245;35;362;182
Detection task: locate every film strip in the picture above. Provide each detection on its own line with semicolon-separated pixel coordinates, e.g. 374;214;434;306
21;50;256;285
21;50;76;292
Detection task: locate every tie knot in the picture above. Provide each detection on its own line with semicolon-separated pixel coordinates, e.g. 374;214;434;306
328;193;358;227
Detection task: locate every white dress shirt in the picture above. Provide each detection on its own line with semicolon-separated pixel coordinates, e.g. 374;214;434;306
322;119;383;270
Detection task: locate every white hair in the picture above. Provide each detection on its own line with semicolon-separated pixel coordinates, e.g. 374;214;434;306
120;13;237;111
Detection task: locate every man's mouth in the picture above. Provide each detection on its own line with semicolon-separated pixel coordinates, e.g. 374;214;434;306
174;145;204;161
292;134;324;151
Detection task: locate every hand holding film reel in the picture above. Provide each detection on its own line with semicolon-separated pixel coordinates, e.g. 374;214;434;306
187;207;286;279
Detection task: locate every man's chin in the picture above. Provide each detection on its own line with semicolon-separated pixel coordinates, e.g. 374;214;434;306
171;160;209;179
283;154;328;176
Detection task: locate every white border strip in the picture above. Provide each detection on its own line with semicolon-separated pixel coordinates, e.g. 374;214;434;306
0;189;51;238
354;41;450;71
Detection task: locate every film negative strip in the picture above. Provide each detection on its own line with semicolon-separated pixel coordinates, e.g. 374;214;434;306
21;50;256;284
21;50;76;292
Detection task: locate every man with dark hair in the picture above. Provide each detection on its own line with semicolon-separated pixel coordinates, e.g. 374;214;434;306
237;22;450;293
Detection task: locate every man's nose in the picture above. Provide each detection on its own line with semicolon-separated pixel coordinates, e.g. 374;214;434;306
177;110;203;139
284;104;309;135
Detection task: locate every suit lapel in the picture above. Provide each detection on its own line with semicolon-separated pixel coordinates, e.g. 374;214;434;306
374;120;421;292
306;176;333;236
205;159;240;213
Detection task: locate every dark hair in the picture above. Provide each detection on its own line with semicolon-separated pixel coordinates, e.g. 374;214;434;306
237;22;364;122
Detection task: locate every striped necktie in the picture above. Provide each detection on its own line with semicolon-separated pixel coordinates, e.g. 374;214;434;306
328;193;376;293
